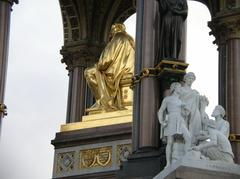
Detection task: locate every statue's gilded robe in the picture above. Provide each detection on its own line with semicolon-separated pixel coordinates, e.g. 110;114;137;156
85;32;135;110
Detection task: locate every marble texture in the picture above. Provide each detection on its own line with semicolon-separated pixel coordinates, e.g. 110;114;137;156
154;157;240;179
158;75;237;170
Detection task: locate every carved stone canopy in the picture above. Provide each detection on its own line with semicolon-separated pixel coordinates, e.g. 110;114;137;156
59;0;136;45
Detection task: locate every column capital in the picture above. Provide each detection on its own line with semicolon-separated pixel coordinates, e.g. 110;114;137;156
208;9;240;45
60;44;105;71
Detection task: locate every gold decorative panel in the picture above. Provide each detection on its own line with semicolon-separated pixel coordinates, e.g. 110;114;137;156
80;146;112;169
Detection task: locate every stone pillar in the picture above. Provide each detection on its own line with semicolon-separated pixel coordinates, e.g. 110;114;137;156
0;0;18;130
132;0;187;154
61;47;97;123
132;0;160;154
209;11;240;163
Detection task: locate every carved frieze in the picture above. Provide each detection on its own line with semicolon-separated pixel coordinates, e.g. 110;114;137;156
79;146;112;169
53;140;132;178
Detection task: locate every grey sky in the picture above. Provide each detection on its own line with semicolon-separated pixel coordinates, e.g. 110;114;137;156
0;1;217;179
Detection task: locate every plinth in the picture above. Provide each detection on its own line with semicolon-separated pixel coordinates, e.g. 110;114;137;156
154;158;240;179
51;108;133;179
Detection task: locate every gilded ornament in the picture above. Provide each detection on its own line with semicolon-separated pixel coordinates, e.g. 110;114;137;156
84;23;135;112
80;146;112;169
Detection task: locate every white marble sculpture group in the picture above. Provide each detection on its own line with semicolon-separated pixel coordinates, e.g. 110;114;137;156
158;72;234;168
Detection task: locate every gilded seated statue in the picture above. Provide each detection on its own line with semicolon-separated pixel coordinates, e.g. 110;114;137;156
84;23;135;112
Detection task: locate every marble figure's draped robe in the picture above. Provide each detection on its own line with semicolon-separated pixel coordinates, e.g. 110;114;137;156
180;86;202;143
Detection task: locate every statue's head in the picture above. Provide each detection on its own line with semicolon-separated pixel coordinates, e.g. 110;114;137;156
170;82;181;94
109;23;126;39
183;72;196;86
211;105;225;118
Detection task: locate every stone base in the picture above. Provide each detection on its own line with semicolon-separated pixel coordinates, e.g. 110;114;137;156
154;158;240;179
117;147;166;179
60;106;132;132
51;123;132;179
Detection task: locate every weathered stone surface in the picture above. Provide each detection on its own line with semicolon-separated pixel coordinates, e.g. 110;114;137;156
154;158;240;179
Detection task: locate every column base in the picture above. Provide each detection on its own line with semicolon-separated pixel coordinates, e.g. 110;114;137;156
117;147;166;179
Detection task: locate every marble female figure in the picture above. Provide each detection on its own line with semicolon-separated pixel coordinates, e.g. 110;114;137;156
158;82;191;168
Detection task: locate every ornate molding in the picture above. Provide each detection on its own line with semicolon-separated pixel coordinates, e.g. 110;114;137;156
57;152;75;173
209;11;240;45
60;44;105;71
80;146;112;169
59;0;81;44
59;0;136;45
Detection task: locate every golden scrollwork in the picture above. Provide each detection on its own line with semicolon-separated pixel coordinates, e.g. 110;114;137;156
80;146;112;169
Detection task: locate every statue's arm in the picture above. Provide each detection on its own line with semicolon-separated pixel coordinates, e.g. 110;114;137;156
97;45;113;71
221;121;230;137
172;0;188;19
158;0;167;13
194;132;217;151
158;98;167;125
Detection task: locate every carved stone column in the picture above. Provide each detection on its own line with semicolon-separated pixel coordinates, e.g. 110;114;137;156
132;0;160;154
0;0;18;130
209;10;240;163
61;46;101;123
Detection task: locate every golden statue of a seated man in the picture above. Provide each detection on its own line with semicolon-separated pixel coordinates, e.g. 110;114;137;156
84;23;135;111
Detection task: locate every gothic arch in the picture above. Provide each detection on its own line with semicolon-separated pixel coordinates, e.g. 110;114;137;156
59;0;136;46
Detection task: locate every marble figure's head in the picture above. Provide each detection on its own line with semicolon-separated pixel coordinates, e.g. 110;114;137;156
183;72;196;86
211;105;225;118
170;82;181;94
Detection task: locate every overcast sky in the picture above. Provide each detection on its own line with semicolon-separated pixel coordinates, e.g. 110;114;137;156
0;1;217;179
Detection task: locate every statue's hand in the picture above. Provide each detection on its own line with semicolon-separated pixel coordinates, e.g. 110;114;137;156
162;121;168;128
192;146;200;151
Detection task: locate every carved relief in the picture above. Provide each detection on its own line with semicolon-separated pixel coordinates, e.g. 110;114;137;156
59;0;81;43
117;144;132;165
57;152;75;173
79;146;112;169
60;45;105;70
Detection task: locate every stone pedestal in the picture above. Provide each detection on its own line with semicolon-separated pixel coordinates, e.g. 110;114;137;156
154;158;240;179
51;123;132;179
